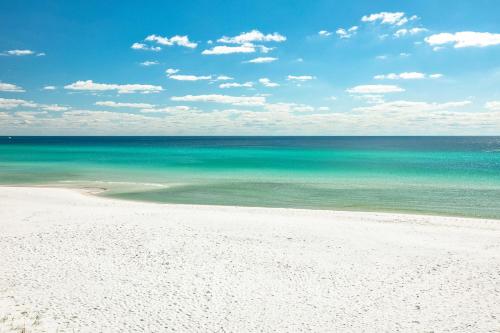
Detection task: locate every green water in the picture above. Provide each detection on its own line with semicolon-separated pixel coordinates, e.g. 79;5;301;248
1;136;500;219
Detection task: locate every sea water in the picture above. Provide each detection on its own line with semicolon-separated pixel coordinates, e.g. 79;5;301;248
1;136;499;219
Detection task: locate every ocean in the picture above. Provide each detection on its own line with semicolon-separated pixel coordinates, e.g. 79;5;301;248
1;136;500;219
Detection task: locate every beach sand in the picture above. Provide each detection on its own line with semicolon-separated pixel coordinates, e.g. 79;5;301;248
0;186;499;332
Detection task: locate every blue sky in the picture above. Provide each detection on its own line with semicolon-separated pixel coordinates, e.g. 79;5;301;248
1;0;500;135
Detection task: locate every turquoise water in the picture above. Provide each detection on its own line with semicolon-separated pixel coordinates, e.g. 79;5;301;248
1;136;500;219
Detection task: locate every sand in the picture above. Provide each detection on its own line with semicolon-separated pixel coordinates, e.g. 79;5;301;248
0;186;499;332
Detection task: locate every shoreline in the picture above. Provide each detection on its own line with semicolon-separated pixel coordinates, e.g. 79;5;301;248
1;186;499;332
4;183;500;222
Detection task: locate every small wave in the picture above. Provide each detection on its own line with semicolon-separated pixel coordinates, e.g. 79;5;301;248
59;180;170;188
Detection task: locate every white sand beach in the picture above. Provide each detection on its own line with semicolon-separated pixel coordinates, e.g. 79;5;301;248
0;186;499;332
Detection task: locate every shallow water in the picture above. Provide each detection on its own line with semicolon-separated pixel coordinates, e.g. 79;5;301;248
1;136;500;218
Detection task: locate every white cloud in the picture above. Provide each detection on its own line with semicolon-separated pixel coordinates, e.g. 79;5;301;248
202;44;256;55
140;60;159;66
41;105;70;112
374;72;443;80
96;101;155;109
168;74;212;81
257;45;275;53
3;49;35;56
131;43;161;51
64;80;164;94
36;52;46;57
0;98;36;109
485;101;500;111
43;86;56;90
217;30;286;44
2;100;499;135
318;30;332;37
246;57;278;63
219;82;253;89
394;27;428;38
287;75;315;81
0;82;25;92
351;94;385;104
171;94;266;106
165;68;179;75
353;100;471;112
395;72;424;79
140;106;194;113
203;30;285;56
361;12;415;26
0;98;68;111
215;75;233;81
259;78;279;87
374;72;423;80
347;85;404;94
263;102;316;113
336;26;358;39
145;34;197;48
425;31;500;48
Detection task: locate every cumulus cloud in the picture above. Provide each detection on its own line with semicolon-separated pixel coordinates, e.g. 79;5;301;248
287;75;315;81
336;26;358;39
215;75;233;81
165;68;179;75
168;74;212;81
140;106;194;113
171;94;266;106
165;69;212;81
2;99;499;135
203;30;285;55
245;57;278;63
95;101;155;109
361;12;416;26
0;98;68;111
353;100;471;112
64;80;164;94
43;86;56;90
424;31;500;48
41;105;70;112
374;72;443;80
262;102;317;113
394;27;428;38
145;34;198;48
351;94;386;104
2;49;35;56
217;30;286;44
0;82;25;92
140;61;159;66
0;98;37;109
347;85;404;94
131;43;161;51
259;78;279;87
485;101;500;111
318;30;332;37
219;82;253;89
202;44;256;55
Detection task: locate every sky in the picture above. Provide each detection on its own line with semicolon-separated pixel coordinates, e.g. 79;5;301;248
1;0;500;135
